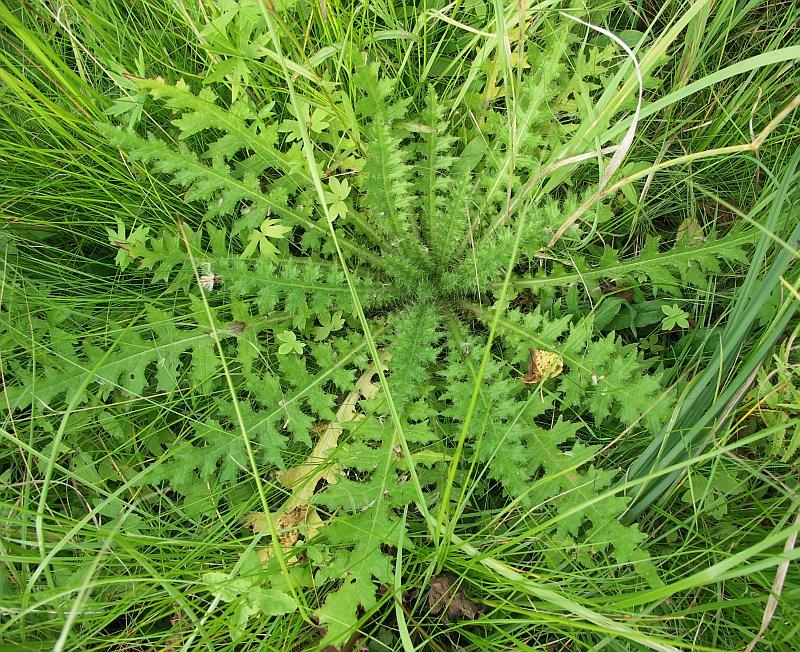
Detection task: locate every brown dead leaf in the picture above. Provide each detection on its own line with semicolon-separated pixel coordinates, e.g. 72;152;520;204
428;573;481;621
246;507;321;563
600;282;634;301
677;216;705;243
700;199;741;233
225;321;246;334
521;349;564;384
276;505;306;547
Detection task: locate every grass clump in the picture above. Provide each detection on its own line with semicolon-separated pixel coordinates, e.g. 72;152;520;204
2;1;800;650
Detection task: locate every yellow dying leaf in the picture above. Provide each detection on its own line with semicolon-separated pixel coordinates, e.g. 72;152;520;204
249;352;390;562
521;349;564;384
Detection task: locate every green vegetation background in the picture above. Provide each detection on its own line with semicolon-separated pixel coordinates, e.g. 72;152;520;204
1;1;799;650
